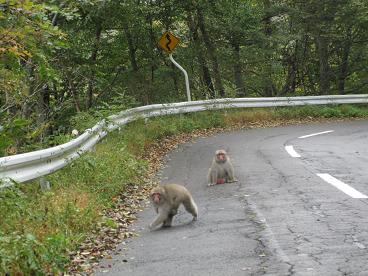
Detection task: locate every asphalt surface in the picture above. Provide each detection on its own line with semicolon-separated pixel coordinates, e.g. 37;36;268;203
95;120;368;276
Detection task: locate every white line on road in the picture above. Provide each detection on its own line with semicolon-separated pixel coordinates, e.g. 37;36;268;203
317;173;368;199
298;130;334;139
285;145;301;158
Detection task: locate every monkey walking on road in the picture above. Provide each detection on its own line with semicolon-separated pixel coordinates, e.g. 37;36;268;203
149;184;198;230
207;149;237;186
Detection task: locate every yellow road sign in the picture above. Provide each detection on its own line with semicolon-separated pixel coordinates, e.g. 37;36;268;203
158;31;180;53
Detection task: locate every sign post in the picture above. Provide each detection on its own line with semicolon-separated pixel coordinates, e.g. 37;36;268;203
158;31;191;102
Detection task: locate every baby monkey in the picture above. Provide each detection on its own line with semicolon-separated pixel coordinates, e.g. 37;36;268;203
207;149;237;186
149;184;198;230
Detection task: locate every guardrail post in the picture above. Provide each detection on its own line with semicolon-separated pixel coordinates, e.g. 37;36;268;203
39;177;50;191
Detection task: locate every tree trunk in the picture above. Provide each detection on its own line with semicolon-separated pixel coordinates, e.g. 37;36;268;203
22;61;35;118
282;60;297;95
187;12;215;98
315;34;330;95
338;28;352;94
281;44;297;95
70;82;81;113
123;22;138;72
197;7;225;97
230;39;246;97
147;16;157;104
86;23;102;109
262;0;276;97
37;84;51;141
299;35;317;94
5;92;16;116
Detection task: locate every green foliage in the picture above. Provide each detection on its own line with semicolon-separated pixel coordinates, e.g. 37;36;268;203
317;105;368;118
339;104;368;117
0;178;101;274
120;112;225;156
0;127;147;273
95;93;139;117
275;105;322;119
61;93;139;134
0;118;30;155
0;186;70;274
48;133;147;205
320;106;344;118
103;218;118;229
68;112;99;132
291;104;368;118
0;231;68;275
274;104;368;119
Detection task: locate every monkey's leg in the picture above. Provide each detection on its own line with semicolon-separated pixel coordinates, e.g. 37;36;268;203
163;214;174;227
163;207;178;227
170;208;178;216
183;198;198;220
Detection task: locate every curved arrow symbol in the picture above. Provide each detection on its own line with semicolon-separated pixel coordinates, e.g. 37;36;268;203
166;33;171;51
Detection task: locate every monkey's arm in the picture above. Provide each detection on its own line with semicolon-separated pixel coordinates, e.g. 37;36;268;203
226;162;237;182
207;164;218;186
149;209;169;230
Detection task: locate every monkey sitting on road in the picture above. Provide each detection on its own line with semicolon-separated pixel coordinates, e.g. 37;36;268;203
207;149;237;186
149;184;198;230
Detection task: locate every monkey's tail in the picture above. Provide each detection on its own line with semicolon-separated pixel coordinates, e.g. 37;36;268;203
184;197;198;219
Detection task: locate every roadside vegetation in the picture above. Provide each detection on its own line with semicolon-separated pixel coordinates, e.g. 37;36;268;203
1;104;368;274
2;0;368;274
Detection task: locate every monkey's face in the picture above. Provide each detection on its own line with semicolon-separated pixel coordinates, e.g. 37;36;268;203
215;151;227;163
151;192;162;204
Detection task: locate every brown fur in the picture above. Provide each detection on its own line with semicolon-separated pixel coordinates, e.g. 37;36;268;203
207;149;237;186
149;184;198;230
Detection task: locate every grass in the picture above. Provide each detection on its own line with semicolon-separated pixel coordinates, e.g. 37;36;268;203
1;104;368;274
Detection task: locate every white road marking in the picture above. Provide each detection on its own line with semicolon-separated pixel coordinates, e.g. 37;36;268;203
298;130;334;139
285;145;301;158
317;173;368;199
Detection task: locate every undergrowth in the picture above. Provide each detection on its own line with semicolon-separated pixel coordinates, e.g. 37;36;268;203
1;104;368;274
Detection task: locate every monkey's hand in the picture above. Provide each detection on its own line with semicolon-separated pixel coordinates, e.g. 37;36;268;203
149;220;159;230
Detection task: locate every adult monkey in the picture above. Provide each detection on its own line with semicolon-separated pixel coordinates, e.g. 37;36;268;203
207;149;237;186
149;184;198;230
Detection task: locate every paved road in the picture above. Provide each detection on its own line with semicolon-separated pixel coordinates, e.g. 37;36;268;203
95;120;368;276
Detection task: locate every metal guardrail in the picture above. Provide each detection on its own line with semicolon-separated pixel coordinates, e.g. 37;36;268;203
1;94;368;186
